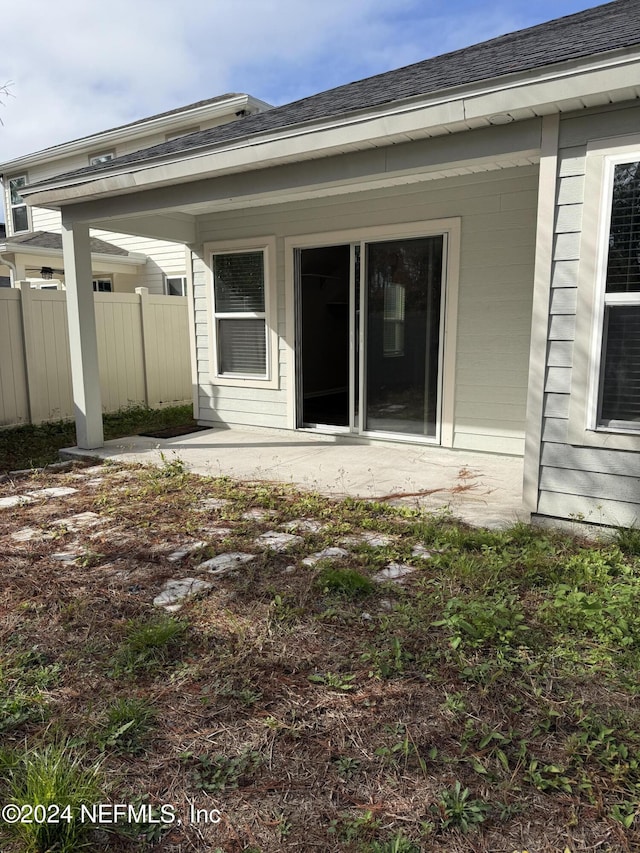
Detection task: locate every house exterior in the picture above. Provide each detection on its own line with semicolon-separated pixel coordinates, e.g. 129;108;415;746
17;0;640;528
0;93;271;293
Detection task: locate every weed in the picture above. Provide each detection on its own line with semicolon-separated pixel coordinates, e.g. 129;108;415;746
0;740;103;853
334;755;360;778
432;780;490;832
113;613;187;675
368;834;422;852
433;594;528;650
316;566;375;597
308;671;357;691
98;697;156;754
615;525;640;556
524;758;573;793
188;748;262;792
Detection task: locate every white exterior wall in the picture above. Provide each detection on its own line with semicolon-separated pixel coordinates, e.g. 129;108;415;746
536;102;640;527
193;164;538;454
4;111;246;292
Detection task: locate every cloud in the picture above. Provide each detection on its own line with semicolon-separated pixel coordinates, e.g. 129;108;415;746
0;0;597;166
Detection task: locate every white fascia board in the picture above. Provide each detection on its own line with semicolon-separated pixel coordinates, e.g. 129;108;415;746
0;95;262;175
23;49;640;210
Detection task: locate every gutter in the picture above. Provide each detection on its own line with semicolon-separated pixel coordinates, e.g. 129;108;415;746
0;252;18;285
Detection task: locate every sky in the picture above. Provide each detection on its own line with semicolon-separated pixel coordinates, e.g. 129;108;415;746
1;0;603;167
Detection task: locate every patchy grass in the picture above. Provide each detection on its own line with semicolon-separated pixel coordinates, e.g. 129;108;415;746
1;461;639;851
0;404;195;472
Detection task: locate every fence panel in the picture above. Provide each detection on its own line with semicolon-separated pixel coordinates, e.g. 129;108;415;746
0;290;30;425
0;287;191;427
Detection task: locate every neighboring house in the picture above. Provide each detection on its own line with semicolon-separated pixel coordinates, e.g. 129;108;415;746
18;0;640;528
0;93;271;293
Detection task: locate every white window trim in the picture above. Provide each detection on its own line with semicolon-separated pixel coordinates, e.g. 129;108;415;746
204;236;278;389
8;174;30;235
165;274;187;296
569;133;640;452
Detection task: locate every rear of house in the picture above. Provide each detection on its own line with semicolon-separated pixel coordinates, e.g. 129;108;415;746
18;0;640;529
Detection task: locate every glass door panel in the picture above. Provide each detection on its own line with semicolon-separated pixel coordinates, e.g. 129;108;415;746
364;236;443;437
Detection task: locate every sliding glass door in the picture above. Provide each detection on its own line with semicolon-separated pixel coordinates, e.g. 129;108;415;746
364;236;443;437
295;233;445;441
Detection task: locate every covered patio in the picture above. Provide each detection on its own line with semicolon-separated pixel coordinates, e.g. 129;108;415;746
61;425;524;528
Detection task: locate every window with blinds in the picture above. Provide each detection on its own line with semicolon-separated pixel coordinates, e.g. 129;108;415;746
599;161;640;429
213;251;267;377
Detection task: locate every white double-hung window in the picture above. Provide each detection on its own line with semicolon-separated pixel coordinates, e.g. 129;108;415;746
596;158;640;431
213;250;267;376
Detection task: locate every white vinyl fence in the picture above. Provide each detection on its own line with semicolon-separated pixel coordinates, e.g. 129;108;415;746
0;285;192;427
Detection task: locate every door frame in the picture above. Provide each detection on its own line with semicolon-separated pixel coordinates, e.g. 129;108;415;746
284;218;461;446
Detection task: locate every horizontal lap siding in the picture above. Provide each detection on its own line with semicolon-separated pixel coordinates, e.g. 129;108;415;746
537;104;640;527
193;166;537;447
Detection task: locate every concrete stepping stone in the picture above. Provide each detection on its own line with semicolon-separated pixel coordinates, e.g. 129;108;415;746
201;526;233;538
153;577;212;611
199;498;230;510
167;541;208;562
282;519;324;533
11;526;54;542
198;552;256;576
341;532;394;547
373;563;416;584
302;547;350;567
27;487;78;499
0;495;35;509
55;512;105;531
242;508;277;521
51;551;84;564
254;531;303;551
411;544;433;559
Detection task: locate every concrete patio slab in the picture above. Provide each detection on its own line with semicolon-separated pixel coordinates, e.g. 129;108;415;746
61;425;525;528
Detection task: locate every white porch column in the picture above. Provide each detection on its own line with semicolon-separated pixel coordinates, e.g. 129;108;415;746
61;218;104;449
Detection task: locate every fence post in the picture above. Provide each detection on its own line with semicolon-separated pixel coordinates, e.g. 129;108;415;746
15;281;40;425
135;287;153;407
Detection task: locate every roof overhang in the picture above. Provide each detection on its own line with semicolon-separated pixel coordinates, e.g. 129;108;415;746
0;94;271;176
0;241;146;268
21;46;640;214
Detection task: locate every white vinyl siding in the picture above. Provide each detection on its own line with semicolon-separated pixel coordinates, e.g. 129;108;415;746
536;102;640;528
193;165;538;449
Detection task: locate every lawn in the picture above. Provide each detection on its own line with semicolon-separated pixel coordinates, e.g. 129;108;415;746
1;457;639;852
0;404;195;473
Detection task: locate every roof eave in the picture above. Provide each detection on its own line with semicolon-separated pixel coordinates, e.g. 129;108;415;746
22;46;640;210
0;93;270;175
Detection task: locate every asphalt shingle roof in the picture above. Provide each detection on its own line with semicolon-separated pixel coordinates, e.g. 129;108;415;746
4;231;131;257
30;0;640;188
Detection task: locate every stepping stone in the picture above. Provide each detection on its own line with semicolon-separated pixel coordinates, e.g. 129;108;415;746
11;526;53;542
51;551;84;564
56;512;105;531
77;465;105;476
27;487;78;499
167;541;208;562
341;532;394;547
302;546;350;567
242;508;277;521
201;526;233;538
254;531;303;551
0;495;35;509
153;577;212;611
411;544;433;559
198;552;256;576
373;563;416;584
199;498;230;510
85;478;105;488
282;519;324;533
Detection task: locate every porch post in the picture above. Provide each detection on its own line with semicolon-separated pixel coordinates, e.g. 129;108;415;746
522;114;559;515
61;217;104;449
